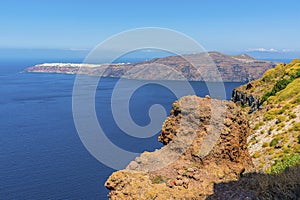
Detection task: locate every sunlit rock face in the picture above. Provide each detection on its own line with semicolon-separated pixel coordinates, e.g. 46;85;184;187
105;96;254;199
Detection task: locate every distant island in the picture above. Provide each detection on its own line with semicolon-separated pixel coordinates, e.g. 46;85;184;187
25;51;277;82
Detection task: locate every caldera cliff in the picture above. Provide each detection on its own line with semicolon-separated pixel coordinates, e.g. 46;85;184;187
25;52;276;82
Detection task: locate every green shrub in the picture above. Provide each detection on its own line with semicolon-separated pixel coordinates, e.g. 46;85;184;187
292;122;300;131
290;68;300;79
277;115;286;123
253;151;261;158
282;103;291;110
254;121;264;130
261;68;300;102
283;148;290;154
262;142;269;148
268;126;274;135
251;139;257;145
151;175;164;184
291;93;300;104
273;79;292;93
288;112;297;119
296;145;300;153
277;78;300;103
270;138;279;147
277;122;285;131
262;91;272;102
268;149;274;155
269;154;300;174
262;79;291;102
264;108;285;121
264;110;276;121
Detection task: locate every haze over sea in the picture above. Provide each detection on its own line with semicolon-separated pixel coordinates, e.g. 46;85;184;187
0;57;290;199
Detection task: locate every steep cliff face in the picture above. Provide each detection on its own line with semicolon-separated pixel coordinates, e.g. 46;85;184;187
232;59;300;173
231;86;262;114
105;96;254;199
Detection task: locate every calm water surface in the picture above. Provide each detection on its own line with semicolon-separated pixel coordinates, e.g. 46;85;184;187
0;60;244;199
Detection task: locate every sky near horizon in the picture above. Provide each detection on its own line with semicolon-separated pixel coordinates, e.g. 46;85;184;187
1;0;300;53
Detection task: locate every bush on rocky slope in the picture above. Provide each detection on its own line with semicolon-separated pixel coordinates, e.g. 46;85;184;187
232;59;300;173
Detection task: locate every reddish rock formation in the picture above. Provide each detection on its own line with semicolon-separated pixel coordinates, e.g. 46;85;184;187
105;96;254;199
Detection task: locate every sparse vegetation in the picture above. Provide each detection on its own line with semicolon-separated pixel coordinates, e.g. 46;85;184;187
268;154;300;174
262;66;300;102
262;142;269;148
268;126;274;134
291;122;300;131
254;121;264;130
276;122;285;131
253;151;261;158
268;149;274;155
270;138;279;147
151;175;164;184
262;79;292;102
277;115;286;123
234;60;300;174
207;165;300;199
288;112;297;119
264;109;280;121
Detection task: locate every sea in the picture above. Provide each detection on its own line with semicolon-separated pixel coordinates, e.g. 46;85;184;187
0;58;247;199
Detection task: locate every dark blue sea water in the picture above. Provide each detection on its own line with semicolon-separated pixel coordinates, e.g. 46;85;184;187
0;60;244;199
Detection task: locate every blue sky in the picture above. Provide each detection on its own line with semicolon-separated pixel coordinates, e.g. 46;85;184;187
0;0;299;53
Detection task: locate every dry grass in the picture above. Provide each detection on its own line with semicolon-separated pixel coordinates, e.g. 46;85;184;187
207;165;300;199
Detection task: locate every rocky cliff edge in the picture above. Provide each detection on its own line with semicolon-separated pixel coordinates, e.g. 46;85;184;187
105;96;254;199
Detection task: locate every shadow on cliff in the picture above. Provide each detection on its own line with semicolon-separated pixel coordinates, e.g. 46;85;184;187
207;165;300;200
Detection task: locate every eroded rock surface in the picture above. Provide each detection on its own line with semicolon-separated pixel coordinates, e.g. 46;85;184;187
105;96;254;199
231;88;262;114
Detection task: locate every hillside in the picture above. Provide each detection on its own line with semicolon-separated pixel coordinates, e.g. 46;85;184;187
25;52;276;82
104;60;300;199
232;59;300;173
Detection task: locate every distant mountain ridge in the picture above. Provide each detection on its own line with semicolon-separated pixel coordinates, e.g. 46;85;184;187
25;51;277;82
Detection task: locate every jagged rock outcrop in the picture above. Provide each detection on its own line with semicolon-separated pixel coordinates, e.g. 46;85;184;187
105;96;254;199
231;86;263;114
